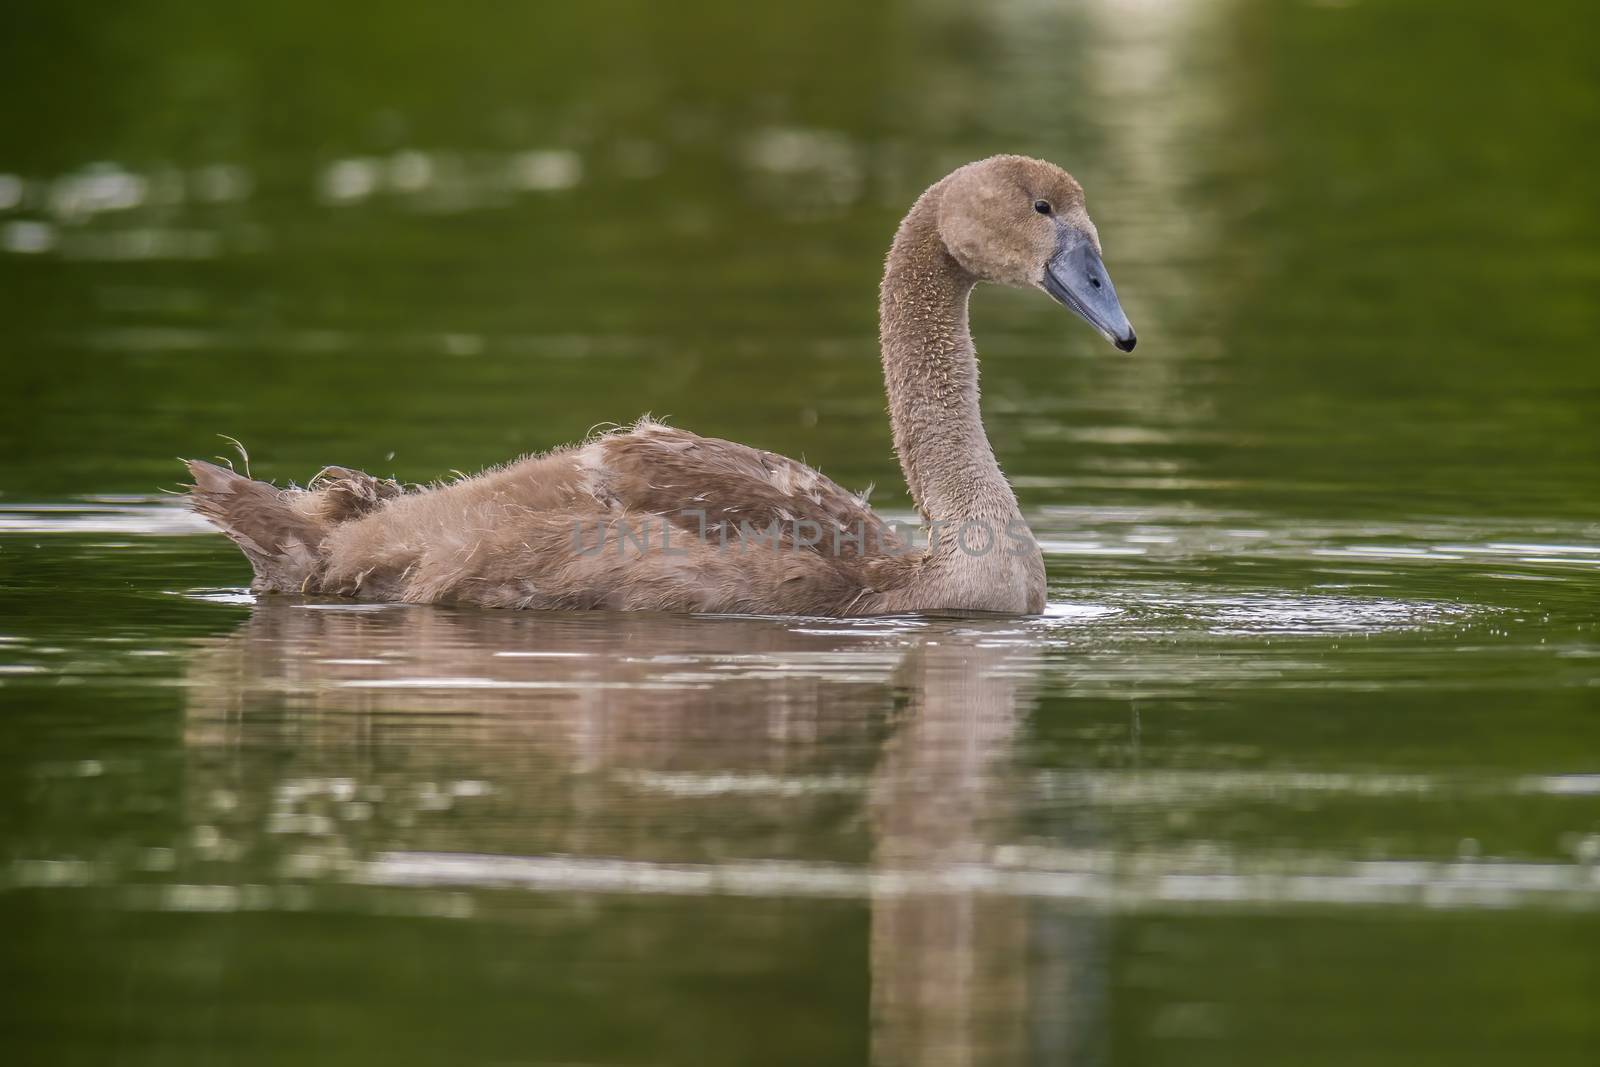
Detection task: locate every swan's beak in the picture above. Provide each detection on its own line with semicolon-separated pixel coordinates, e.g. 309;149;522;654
1042;228;1137;352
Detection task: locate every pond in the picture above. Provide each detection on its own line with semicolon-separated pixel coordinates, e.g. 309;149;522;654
2;0;1598;1063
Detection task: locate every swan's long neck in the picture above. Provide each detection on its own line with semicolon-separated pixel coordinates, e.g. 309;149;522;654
879;187;1023;526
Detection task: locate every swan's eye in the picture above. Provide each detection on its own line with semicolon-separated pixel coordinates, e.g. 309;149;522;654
1033;200;1053;215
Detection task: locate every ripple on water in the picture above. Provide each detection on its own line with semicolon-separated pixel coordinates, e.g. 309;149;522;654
1154;591;1478;637
4;499;1589;653
5;497;1595;572
0;500;211;535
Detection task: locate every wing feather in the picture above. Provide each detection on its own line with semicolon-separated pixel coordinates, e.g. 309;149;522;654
598;421;904;560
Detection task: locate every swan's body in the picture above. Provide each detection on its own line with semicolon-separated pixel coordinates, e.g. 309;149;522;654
187;155;1135;616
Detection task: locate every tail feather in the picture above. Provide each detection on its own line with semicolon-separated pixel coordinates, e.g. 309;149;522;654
305;465;404;524
185;460;328;592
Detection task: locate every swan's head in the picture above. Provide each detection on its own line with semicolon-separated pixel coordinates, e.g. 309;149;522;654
938;155;1137;352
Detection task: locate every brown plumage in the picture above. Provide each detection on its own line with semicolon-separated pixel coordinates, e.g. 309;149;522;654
185;155;1136;616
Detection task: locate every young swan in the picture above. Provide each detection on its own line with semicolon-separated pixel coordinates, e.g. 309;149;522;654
187;154;1135;616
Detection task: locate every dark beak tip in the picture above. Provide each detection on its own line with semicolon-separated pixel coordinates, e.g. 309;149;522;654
1114;331;1138;353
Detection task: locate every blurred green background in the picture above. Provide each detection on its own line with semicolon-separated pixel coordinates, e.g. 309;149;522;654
2;0;1594;515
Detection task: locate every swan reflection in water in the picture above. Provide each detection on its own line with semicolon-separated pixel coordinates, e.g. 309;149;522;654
184;601;1102;1064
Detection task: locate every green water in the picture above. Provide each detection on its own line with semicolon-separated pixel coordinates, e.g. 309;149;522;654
2;0;1598;1063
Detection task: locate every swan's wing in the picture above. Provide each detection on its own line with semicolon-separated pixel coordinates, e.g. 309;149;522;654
596;420;906;558
293;420;916;614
